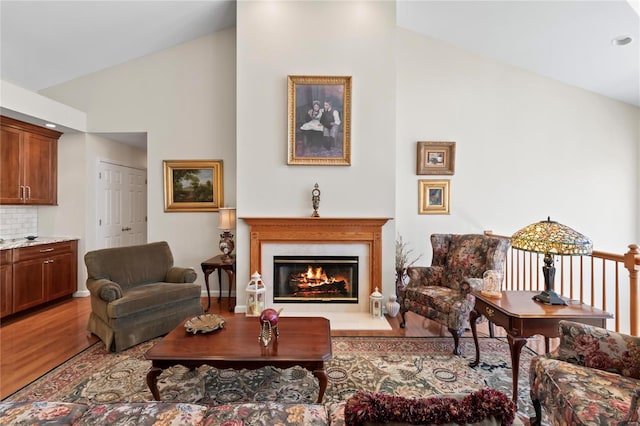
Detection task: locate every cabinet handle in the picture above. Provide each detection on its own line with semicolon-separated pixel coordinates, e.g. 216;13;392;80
19;185;25;200
39;248;54;253
121;227;132;231
27;186;31;200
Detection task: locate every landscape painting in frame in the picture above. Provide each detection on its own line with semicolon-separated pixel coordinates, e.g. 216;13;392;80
163;160;224;212
288;75;351;165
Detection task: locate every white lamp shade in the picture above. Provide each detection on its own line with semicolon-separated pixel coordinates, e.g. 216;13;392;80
218;208;236;230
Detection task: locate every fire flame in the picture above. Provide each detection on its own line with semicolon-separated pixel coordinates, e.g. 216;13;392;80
304;265;333;282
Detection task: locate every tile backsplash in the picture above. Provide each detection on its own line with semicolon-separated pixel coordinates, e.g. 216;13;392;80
0;206;38;240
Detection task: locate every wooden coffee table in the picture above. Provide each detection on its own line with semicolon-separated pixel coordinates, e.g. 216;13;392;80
469;290;613;404
145;315;332;402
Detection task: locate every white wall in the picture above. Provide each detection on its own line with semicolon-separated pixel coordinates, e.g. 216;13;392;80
396;28;639;264
41;29;237;295
235;1;398;307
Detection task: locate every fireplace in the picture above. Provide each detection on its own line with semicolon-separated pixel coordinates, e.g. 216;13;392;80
242;217;390;314
273;256;358;303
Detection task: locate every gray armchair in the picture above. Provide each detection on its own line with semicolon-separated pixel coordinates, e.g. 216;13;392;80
85;241;203;352
399;234;510;355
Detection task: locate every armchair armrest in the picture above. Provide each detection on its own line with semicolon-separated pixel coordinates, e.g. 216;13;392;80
551;320;640;379
87;278;123;302
405;265;445;288
166;266;197;283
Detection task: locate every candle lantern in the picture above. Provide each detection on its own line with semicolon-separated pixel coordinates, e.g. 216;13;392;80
370;287;383;319
246;271;266;316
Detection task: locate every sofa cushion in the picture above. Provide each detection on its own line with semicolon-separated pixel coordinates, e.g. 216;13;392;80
107;282;201;318
530;355;639;425
203;402;329;426
78;402;208;426
0;401;88;425
401;285;474;330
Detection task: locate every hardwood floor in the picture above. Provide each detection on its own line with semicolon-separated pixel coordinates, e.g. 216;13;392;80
0;297;98;399
0;296;551;400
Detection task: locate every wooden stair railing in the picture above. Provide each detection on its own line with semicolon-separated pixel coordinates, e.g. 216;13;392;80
484;231;639;336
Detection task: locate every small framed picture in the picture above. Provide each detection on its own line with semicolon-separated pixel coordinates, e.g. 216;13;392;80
418;179;450;214
163;160;224;212
417;141;456;175
288;75;352;166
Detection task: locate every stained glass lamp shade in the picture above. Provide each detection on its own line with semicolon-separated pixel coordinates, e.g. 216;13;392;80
511;217;592;305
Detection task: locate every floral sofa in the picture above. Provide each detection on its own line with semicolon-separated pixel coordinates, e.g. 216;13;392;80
0;389;520;425
529;320;640;426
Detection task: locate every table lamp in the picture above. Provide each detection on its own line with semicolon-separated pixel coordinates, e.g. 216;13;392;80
511;217;592;305
218;207;236;263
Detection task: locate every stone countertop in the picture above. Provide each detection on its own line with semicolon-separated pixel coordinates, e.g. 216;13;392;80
0;236;79;250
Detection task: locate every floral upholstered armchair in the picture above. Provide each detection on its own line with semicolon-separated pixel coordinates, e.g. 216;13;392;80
398;234;510;355
529;320;640;426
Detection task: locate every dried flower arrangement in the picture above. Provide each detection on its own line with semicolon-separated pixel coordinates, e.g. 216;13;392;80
395;234;422;271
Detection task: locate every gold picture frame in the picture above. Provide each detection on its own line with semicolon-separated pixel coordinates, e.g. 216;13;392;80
418;179;450;215
288;75;351;166
417;141;456;175
163;160;223;212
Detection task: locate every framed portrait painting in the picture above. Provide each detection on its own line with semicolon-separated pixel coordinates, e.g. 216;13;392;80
288;75;351;166
418;179;450;215
417;141;456;175
163;160;224;212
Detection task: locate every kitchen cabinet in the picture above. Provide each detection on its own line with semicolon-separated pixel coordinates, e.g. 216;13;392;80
12;257;46;312
0;250;12;317
0;116;61;205
6;240;78;316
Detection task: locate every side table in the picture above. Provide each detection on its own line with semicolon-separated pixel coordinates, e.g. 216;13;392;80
200;255;236;312
469;290;612;405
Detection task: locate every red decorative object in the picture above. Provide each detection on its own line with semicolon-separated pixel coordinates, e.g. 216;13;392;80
259;308;281;326
258;308;283;347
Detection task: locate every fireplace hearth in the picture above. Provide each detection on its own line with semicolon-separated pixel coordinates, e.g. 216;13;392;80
274;256;358;303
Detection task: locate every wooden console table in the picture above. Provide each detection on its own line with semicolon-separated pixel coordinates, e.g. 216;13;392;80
469;290;612;405
201;255;235;312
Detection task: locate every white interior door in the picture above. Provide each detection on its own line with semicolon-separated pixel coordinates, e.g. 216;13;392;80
97;161;147;249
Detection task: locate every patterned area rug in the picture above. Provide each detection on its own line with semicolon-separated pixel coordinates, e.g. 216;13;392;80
4;336;538;421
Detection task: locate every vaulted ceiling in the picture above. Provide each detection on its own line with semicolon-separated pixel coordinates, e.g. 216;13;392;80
1;1;638;108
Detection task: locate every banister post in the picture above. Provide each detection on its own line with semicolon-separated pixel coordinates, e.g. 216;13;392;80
623;244;640;336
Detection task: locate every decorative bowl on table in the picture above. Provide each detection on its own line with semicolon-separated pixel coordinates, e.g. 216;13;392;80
184;314;226;334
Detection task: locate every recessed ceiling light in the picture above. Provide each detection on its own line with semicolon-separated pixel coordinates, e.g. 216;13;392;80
611;36;633;46
45;123;57;128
